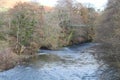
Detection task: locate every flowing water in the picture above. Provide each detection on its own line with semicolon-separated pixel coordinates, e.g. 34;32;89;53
0;43;108;80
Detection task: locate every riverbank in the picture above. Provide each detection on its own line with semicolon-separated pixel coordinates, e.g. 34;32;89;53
0;1;96;71
89;44;120;80
0;42;89;71
0;48;43;71
0;48;19;71
0;43;107;80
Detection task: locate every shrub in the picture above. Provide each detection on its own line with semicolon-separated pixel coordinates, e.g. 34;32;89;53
0;48;19;71
0;12;9;40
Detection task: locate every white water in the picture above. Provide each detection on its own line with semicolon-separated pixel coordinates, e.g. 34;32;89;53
0;43;107;80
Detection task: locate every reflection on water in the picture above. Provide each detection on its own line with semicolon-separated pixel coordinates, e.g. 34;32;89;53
26;54;66;68
0;43;109;80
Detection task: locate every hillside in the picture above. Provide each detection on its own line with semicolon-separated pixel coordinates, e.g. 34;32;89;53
0;0;53;12
0;0;30;8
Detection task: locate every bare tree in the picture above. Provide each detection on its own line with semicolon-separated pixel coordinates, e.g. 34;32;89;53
96;0;120;69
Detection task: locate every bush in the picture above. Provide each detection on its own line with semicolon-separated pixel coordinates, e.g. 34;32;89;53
0;12;9;40
0;48;19;71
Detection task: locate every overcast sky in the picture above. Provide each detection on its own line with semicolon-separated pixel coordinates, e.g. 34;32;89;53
31;0;108;10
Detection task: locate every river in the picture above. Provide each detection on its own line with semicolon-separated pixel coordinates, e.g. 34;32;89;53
0;43;108;80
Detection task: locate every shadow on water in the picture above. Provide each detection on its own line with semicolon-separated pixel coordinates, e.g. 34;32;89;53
24;54;67;68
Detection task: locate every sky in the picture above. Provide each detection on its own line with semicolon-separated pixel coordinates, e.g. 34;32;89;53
31;0;108;10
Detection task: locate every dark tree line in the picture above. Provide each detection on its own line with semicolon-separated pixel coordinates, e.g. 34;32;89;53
95;0;120;79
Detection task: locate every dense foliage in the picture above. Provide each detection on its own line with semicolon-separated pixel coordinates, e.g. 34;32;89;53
1;1;120;79
0;1;97;55
8;2;45;55
96;0;120;68
56;0;97;44
0;1;97;70
95;1;120;79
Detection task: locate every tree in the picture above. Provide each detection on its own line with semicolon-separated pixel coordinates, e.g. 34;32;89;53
8;2;44;55
55;0;98;44
55;0;85;44
96;0;120;68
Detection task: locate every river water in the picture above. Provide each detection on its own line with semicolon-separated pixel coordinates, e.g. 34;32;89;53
0;43;108;80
